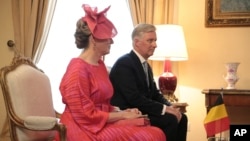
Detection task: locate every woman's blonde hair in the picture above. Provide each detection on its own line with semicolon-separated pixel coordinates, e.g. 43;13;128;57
74;18;92;49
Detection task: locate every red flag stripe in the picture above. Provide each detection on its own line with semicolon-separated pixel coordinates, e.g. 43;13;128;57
204;116;230;136
203;94;230;137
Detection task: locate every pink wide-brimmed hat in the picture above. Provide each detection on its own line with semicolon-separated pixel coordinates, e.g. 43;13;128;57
82;4;118;39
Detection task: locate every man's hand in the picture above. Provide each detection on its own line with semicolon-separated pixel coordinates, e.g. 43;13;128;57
165;106;182;122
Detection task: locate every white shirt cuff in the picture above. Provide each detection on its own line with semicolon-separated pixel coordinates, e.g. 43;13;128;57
161;104;166;115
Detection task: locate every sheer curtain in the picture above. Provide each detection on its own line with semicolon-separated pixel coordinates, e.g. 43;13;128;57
37;0;134;112
34;0;57;63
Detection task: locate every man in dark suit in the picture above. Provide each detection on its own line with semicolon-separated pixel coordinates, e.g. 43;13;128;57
109;23;187;141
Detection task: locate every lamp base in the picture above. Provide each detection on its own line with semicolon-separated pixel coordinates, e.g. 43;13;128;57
164;94;178;103
159;71;178;103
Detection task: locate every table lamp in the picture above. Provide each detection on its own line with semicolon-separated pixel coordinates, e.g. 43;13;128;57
149;24;188;103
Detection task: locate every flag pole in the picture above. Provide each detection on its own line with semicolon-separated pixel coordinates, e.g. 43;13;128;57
220;87;223;141
220;87;224;98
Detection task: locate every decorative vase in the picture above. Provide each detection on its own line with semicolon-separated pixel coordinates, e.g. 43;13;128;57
158;60;178;102
224;62;240;89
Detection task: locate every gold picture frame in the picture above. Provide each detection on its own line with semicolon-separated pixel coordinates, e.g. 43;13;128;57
205;0;250;27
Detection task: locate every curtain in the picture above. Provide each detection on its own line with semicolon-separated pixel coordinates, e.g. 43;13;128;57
11;0;57;63
128;0;173;25
33;0;57;64
127;0;174;76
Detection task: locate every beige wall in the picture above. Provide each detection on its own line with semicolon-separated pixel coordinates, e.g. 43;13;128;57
0;0;14;65
176;0;250;141
1;0;250;141
0;0;14;140
155;0;250;140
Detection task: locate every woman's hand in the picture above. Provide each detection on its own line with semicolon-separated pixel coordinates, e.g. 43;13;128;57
120;111;142;119
120;108;143;119
123;108;142;115
108;108;143;123
112;106;121;112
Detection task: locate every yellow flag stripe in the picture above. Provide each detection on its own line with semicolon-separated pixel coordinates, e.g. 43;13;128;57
204;104;228;124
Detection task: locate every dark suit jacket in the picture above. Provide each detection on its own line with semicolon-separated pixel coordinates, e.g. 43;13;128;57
110;50;171;116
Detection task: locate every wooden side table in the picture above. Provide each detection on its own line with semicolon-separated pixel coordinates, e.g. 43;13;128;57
202;89;250;125
163;95;188;113
172;102;188;113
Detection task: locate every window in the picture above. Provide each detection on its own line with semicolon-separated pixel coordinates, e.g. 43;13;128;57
37;0;133;112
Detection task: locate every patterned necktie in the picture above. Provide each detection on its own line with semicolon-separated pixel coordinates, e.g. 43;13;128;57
142;61;149;86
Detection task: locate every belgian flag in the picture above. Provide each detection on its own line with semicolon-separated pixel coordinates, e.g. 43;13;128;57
204;94;230;137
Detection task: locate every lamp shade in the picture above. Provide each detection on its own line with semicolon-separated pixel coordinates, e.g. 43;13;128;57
149;24;188;61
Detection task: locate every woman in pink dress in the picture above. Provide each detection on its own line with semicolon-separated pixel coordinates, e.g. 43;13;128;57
56;4;166;141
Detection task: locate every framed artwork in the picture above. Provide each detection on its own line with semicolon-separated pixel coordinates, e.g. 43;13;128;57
205;0;250;27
